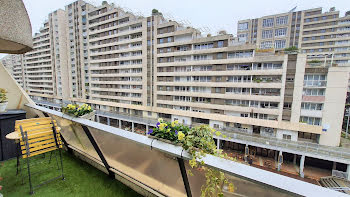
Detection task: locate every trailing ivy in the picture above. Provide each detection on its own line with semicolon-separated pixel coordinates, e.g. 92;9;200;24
149;120;235;196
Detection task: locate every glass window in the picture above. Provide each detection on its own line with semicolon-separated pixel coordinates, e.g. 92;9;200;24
262;30;273;39
275;28;287;37
274;40;286;49
238;22;249;30
263;18;274;27
218;41;224;48
276;16;288;25
260;41;273;49
217;53;223;59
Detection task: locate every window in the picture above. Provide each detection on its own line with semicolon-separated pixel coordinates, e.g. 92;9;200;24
300;116;322;126
262;30;273;39
218;41;224;48
260;41;273;49
263;18;274;27
301;103;323;110
283;134;292;140
303;88;325;96
238;22;249;30
238;33;248;42
275;28;287;37
167;37;172;42
276;16;288;25
274;40;286;49
217;53;223;59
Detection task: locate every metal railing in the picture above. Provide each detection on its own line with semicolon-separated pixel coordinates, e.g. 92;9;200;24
33;99;350;164
332;170;349;180
218;130;350;164
25;103;347;197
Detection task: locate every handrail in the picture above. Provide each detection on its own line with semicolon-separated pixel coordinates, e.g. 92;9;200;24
32;100;350;164
25;103;347;197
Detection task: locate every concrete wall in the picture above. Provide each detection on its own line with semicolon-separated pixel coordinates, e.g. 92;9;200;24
172;115;191;125
276;129;298;141
0;63;38;118
319;66;350;146
209;120;224;129
290;54;306;123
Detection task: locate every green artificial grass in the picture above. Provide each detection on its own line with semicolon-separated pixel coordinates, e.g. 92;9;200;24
0;151;141;197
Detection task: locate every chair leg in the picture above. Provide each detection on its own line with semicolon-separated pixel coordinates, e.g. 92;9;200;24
54;150;60;170
58;148;64;180
16;154;20;175
49;151;53;164
26;156;34;194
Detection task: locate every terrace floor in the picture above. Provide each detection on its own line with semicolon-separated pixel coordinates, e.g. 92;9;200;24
0;151;141;197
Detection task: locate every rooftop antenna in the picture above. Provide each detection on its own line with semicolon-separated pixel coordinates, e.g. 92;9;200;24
289;6;297;12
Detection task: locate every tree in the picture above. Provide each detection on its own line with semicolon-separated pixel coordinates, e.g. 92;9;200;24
152;9;162;16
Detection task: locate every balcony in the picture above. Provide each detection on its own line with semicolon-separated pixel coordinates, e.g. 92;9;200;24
0;62;344;196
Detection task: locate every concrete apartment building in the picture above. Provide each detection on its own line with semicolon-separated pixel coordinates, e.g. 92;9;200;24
1;2;349;148
65;1;95;100
22;9;70;102
1;54;25;88
237;7;350;66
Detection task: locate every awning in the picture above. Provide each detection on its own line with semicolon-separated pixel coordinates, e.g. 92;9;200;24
0;0;33;54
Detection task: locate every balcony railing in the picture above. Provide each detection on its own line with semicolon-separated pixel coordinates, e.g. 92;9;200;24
24;104;343;197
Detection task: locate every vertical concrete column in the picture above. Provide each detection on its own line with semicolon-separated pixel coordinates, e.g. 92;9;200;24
275;151;278;161
146;124;149;133
132;122;134;132
244;144;249;162
300;155;305;178
347;164;350;181
107;117;110;126
333;162;337;170
277;151;283;171
96;115;100;123
119;119;121;129
217;139;220;150
293;154;297;165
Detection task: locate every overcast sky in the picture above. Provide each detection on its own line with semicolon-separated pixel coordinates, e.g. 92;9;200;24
0;0;348;58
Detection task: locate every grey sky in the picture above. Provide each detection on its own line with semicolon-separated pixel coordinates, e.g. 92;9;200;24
0;0;348;58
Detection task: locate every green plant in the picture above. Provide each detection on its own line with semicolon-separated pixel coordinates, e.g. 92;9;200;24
148;118;189;143
180;125;235;196
0;88;7;103
152;9;162;16
62;103;93;117
307;59;322;64
284;46;299;52
253;78;262;83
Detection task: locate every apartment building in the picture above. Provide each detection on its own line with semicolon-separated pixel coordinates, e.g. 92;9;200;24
86;3;148;113
237;7;350;66
153;19;349;147
1;54;25;87
16;9;69;102
1;1;349;147
65;0;94;100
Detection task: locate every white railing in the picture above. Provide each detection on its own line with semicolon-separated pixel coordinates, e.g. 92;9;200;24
25;103;348;197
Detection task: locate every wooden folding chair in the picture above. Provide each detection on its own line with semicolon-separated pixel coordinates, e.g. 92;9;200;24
16;117;64;194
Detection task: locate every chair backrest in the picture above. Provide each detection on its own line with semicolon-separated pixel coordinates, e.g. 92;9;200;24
16;117;62;158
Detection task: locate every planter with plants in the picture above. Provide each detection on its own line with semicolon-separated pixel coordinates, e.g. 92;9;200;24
284;46;299;54
62;103;95;121
0;88;8;112
148;119;235;196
